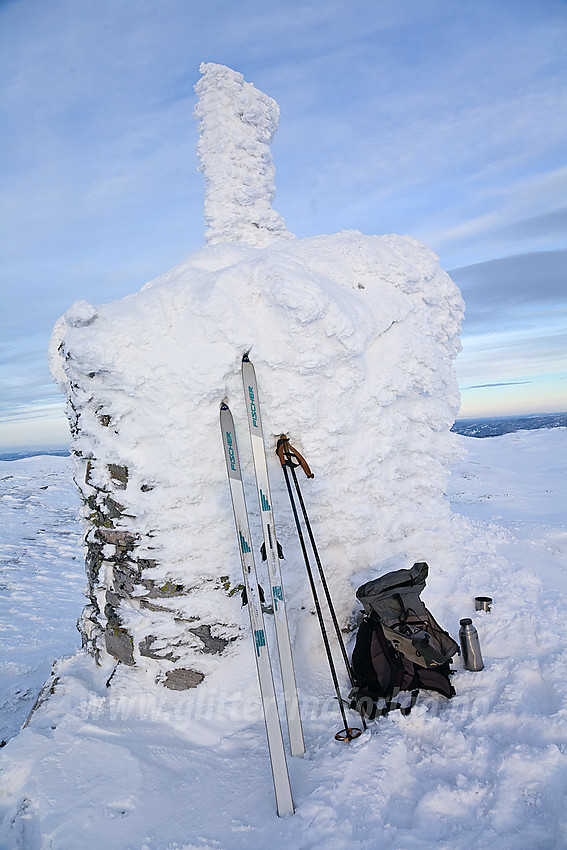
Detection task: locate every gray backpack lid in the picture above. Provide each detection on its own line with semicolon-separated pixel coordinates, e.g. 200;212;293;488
356;561;458;668
356;561;429;616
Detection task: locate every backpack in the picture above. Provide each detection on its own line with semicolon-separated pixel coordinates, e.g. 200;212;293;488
349;561;459;718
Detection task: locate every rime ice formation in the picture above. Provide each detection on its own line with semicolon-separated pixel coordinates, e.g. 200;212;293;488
195;62;293;246
48;65;464;691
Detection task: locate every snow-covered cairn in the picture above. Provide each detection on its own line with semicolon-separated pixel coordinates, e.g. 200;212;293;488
49;63;464;690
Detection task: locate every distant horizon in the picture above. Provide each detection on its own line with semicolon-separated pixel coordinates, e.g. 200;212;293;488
454;409;567;422
2;410;566;458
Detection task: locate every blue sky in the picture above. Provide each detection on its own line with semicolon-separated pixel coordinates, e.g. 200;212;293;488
1;0;566;450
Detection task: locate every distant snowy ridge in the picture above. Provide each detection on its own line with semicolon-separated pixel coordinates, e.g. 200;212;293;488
453;412;567;437
0;449;70;462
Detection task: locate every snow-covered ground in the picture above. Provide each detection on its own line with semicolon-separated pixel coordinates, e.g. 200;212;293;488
0;427;566;849
0;456;83;746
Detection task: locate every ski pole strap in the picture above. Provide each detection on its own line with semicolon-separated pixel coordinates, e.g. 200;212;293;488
276;436;314;479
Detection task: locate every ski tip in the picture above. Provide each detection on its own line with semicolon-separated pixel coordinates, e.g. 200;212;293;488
220;401;229;411
242;351;250;363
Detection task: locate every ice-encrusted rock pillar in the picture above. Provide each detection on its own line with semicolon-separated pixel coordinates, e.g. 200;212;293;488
194;62;293;246
49;63;464;695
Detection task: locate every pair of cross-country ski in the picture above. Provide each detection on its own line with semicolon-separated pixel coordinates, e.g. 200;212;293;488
220;355;363;817
220;355;303;817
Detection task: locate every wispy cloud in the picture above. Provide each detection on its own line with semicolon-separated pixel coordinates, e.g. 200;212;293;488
464;381;532;390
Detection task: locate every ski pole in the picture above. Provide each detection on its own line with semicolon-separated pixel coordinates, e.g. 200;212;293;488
277;437;356;687
277;439;363;742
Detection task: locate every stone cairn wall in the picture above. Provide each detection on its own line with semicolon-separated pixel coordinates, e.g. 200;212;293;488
64;387;238;690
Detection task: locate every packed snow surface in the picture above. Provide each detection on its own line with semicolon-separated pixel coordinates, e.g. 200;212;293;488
1;428;566;849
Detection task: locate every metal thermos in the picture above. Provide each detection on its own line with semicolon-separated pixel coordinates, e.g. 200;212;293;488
459;618;484;671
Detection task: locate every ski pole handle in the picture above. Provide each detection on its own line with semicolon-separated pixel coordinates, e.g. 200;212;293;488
276;436;314;479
